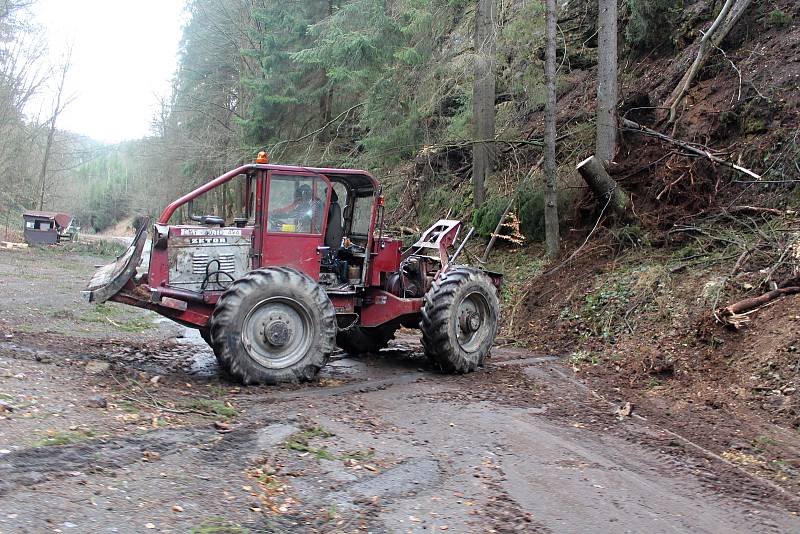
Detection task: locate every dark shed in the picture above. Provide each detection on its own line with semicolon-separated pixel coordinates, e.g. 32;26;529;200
22;211;73;245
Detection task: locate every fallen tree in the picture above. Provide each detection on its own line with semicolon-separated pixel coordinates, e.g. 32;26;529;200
665;0;754;123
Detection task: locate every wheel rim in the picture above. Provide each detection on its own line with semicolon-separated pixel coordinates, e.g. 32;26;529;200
455;290;492;353
241;296;314;369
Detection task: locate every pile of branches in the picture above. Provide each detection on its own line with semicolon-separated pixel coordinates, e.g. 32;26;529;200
678;211;800;329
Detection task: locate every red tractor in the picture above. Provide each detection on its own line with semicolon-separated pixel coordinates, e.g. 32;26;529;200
84;156;502;384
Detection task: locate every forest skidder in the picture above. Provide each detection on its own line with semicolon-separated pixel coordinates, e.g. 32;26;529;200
84;156;502;384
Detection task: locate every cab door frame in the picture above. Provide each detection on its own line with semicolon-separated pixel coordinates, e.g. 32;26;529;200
259;170;332;280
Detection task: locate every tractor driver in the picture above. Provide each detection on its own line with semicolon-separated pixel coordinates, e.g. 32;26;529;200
271;183;324;233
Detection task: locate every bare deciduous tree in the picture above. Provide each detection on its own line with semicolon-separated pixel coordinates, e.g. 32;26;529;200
37;49;72;210
666;0;753;123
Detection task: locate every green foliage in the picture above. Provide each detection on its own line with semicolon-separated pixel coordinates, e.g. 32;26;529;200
517;185;546;241
189;519;251;534
472;196;507;238
31;429;96;448
624;0;681;51
767;9;792;26
472;185;553;242
284;426;336;460
418;180;472;227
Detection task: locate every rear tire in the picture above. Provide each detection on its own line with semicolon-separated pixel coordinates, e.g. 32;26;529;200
420;267;499;373
199;328;212;347
209;267;337;385
336;325;398;355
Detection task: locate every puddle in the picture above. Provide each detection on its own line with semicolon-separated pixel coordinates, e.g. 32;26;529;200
176;327;219;377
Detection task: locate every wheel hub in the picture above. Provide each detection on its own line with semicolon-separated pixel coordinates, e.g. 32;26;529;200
264;319;291;347
241;297;314;370
460;310;481;334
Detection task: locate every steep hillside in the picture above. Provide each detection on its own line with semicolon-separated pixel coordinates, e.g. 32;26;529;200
478;0;800;492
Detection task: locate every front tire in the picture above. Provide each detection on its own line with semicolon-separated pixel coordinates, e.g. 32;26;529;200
421;267;499;373
209;267;337;385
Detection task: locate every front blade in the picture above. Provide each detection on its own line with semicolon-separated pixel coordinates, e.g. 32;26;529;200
83;220;150;304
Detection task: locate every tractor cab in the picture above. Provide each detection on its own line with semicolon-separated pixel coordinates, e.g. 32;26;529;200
129;159;381;308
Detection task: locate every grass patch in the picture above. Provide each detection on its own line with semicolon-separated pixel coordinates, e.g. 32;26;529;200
752;435;777;453
560;261;669;343
485;244;546;309
31;429;95;448
58;239;128;258
569;350;601;366
340;448;376;462
76;304;154;332
112;315;154;333
182;398;238;418
284;426;336;460
77;303;123;323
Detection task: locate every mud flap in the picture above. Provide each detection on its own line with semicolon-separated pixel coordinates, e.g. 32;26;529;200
82;220;150;304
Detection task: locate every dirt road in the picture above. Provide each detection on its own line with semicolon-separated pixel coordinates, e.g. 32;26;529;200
1;247;798;533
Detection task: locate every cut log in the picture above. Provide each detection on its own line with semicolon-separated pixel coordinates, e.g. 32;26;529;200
576;155;635;221
718;286;800;328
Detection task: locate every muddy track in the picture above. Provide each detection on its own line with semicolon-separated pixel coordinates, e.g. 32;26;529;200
2;248;800;532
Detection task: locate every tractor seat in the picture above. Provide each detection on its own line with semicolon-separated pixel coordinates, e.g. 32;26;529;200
325;196;344;251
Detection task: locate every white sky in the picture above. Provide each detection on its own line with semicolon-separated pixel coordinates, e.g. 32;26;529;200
29;0;187;143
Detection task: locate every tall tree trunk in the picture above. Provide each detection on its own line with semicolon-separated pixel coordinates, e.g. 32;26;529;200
544;0;559;257
472;0;496;208
596;0;618;163
37;57;70;211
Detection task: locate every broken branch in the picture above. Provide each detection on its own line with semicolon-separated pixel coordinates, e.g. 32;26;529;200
621;118;761;181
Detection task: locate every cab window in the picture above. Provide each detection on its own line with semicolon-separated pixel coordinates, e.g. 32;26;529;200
351;195;373;236
267;174;329;234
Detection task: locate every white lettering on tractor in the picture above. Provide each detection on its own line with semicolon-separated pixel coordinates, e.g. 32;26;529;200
180;228;242;237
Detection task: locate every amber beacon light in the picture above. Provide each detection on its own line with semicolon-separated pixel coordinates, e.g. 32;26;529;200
255;151;269;164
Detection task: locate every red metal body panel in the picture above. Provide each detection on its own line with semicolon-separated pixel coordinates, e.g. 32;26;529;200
359;289;423;327
369;238;402;286
130;162;433;331
262;234;325;275
328;295;355;314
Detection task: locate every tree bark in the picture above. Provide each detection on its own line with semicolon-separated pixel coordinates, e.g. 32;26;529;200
666;0;753;123
472;0;496;208
595;0;618;162
543;0;559;257
576;155;634;221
